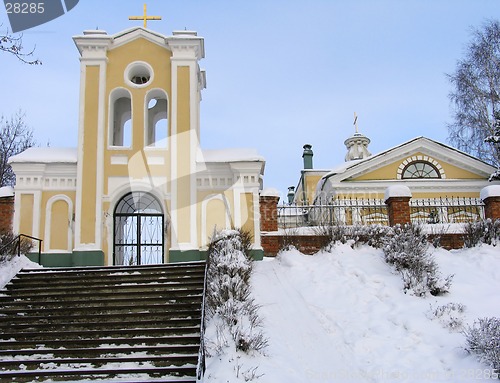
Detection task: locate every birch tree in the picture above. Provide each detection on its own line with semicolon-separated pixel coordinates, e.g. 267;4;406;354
448;20;500;167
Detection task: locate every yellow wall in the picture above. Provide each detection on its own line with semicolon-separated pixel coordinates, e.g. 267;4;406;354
241;193;255;238
175;66;192;244
80;65;100;244
39;191;75;252
49;200;69;251
353;152;484;181
19;194;34;236
103;38;173;193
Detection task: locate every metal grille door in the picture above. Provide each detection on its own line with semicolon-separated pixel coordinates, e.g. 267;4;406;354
114;192;164;265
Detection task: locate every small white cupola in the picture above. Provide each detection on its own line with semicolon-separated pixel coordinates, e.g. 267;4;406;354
344;112;371;161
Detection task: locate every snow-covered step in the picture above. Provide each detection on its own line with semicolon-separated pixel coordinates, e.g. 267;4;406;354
0;365;197;382
0;262;206;382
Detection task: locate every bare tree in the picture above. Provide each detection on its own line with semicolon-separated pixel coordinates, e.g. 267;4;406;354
447;20;500;167
0;111;36;187
1;26;41;65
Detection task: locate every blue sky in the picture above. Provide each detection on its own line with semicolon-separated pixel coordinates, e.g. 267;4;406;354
0;0;498;199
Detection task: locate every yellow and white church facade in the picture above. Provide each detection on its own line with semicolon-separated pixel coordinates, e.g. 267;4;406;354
9;26;265;266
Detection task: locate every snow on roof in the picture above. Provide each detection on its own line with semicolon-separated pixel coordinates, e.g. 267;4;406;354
198;148;264;163
8;147;77;164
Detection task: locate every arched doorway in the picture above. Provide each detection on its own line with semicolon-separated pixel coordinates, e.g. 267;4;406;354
113;192;164;265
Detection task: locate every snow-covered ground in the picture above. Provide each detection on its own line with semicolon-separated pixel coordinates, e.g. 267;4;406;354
205;244;500;382
1;247;498;382
0;254;41;289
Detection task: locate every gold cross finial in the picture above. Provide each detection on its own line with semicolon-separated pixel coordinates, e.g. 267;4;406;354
129;4;161;28
353;112;359;134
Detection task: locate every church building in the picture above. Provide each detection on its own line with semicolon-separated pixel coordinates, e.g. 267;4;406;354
292;116;498;216
9;22;265;266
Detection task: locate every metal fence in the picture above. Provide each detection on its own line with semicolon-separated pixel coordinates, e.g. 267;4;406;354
278;198;389;229
409;197;484;224
278;197;485;229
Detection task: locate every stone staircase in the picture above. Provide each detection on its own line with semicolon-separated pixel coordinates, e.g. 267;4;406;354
0;261;207;382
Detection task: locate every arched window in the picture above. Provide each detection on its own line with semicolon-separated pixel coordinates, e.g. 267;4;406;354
402;161;441;179
145;89;168;148
114;192;164;265
109;88;132;147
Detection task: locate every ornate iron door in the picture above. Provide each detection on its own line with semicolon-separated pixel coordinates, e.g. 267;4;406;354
114;192;164;265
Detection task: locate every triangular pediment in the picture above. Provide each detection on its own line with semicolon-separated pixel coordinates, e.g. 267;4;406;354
326;137;495;183
110;27;169;50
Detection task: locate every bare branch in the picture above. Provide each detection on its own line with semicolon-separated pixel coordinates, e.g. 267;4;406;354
0;111;36;187
0;25;41;65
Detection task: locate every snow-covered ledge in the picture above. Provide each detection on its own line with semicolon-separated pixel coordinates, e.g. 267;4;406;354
384;185;412;226
384;185;412;203
480;185;500;201
260;187;281;198
480;185;500;221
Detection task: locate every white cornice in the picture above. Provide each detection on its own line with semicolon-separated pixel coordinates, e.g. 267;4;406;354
328;137;495;183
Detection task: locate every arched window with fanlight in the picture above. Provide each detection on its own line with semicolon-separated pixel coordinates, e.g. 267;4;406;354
113;192;164;265
401;161;441;179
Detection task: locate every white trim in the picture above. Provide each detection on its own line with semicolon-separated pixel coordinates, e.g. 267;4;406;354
144;88;169;149
190;61;198;248
107;87;133;149
95;62;107;251
397;156;446;180
32;191;41;238
74;62;87;249
253;190;261;248
44;195;73;253
169;60;178;250
124;61;154;89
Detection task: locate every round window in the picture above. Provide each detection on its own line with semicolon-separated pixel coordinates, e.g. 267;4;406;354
125;62;153;87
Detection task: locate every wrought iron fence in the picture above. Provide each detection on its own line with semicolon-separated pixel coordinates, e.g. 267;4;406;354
278;196;485;229
409;197;484;224
278;198;389;229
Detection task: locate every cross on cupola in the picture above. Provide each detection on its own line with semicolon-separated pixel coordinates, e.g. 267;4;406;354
344;112;372;161
129;3;162;28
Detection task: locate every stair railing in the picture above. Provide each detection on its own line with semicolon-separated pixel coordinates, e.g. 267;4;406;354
196;259;209;381
0;234;42;258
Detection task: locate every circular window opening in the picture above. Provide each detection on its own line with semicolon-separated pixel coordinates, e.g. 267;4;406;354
125;62;153;87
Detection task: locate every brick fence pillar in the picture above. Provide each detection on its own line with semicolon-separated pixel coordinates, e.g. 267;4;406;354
385;185;412;226
0;195;14;234
481;185;500;221
259;194;280;232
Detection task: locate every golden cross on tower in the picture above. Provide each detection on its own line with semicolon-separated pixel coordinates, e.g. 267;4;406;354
129;4;162;28
353;112;359;134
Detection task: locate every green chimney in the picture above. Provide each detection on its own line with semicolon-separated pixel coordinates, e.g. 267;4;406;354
302;144;313;169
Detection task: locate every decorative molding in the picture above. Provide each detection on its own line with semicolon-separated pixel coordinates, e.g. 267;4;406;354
396;155;446;180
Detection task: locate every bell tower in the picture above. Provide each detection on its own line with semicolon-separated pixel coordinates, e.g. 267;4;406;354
72;24;205;264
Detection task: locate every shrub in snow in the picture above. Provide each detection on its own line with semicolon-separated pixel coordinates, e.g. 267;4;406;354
463;219;500;248
314;224;392;251
0;232;34;264
383;224;453;297
464;317;500;377
279;227;301;252
427;302;466;331
206;229;267;356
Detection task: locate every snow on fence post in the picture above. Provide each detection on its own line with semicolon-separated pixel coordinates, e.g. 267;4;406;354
384;185;412;226
480;185;500;221
259;188;280;232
